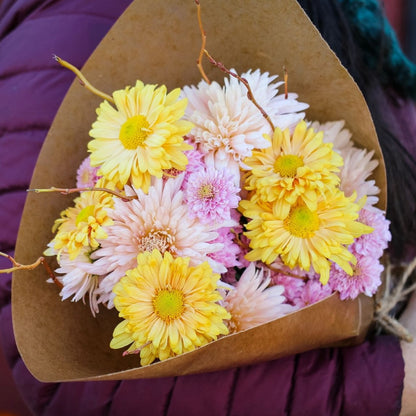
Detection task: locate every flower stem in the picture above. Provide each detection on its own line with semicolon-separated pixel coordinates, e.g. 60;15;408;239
27;186;137;201
283;66;288;99
0;252;63;289
54;55;115;104
194;0;210;84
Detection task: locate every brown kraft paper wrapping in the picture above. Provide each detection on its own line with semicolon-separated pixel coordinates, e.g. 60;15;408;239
12;0;386;382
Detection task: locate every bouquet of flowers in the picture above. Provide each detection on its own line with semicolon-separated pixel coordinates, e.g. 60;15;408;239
12;0;389;382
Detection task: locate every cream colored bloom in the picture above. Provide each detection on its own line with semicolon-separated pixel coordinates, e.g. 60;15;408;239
338;146;379;206
88;81;193;192
223;263;294;332
47;246;101;316
309;120;353;153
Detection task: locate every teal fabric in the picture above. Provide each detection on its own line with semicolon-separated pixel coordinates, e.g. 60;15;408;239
338;0;416;99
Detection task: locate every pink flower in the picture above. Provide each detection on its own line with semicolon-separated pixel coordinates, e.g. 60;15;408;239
184;168;240;225
328;254;383;300
271;274;305;305
76;156;100;188
208;227;242;268
292;279;333;308
351;207;391;259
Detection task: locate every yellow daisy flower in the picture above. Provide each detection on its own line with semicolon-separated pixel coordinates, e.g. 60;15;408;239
47;178;114;260
88;81;194;192
110;250;230;366
244;121;343;219
239;191;373;284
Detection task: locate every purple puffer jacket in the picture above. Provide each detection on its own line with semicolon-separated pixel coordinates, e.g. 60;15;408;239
0;0;405;415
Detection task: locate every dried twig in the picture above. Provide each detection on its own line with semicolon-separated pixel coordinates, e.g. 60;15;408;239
27;186;137;201
54;55;115;103
195;0;210;84
0;252;62;289
375;257;416;342
283;66;288;99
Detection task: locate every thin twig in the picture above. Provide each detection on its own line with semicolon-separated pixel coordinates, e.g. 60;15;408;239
376;314;413;342
122;341;152;356
27;186;137;201
0;253;62;289
195;0;210;84
204;50;276;132
375;256;416;341
283;66;288;99
265;263;308;280
54;55;115;103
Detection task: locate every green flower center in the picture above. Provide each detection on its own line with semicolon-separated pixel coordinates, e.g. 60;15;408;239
198;184;215;200
76;205;95;226
274;155;304;177
153;289;184;321
119;115;150;150
284;205;320;238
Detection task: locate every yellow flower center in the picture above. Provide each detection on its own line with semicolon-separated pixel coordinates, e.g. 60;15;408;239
274;155;304;177
138;230;175;254
75;205;95;226
153;289;185;321
119;115;150;150
284;205;320;238
198;184;215;200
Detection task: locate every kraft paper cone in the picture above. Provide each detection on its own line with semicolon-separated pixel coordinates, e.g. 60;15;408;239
12;0;385;382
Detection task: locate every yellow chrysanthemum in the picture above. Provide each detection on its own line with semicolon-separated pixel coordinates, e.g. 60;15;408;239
48;179;114;260
244;121;343;219
239;191;373;284
88;81;194;192
110;250;230;366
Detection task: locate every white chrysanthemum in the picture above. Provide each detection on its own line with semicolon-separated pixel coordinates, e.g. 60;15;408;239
309;120;354;153
338;146;380;206
182;69;308;180
223;263;294;332
48;246;100;316
241;69;308;131
91;176;228;307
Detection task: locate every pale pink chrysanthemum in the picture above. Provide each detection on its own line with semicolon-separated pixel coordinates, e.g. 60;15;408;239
309;120;353;153
328;254;384;300
76;156;101;188
292;279;333;308
182;70;307;181
90;176;225;308
207;227;242;268
223;263;294;333
47;246;101;316
338;146;380;206
236;69;308;131
351;206;391;259
184;168;240;225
